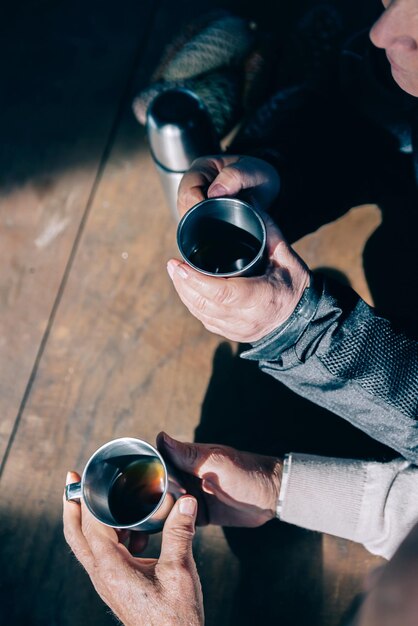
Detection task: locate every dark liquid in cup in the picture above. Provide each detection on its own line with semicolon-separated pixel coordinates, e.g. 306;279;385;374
108;455;165;525
188;218;261;274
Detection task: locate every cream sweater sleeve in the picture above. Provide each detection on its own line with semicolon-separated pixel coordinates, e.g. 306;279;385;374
278;453;418;559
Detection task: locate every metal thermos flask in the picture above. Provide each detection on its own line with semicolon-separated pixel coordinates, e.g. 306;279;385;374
146;88;219;218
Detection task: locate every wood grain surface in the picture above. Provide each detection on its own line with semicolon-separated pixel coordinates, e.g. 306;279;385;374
0;2;388;625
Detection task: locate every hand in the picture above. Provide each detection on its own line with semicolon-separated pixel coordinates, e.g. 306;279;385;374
63;472;203;626
167;211;310;343
158;433;282;528
177;154;280;217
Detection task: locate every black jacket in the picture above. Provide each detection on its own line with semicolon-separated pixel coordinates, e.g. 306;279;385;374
233;20;418;461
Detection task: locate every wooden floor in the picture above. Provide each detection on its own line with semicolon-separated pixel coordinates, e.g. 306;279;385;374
0;2;387;625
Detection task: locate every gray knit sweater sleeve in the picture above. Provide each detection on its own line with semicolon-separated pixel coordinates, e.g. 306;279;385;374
278;453;418;559
241;275;418;463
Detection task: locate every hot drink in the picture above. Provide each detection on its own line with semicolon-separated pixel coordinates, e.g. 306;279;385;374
188;217;261;274
66;438;182;532
108;455;165;525
177;198;266;277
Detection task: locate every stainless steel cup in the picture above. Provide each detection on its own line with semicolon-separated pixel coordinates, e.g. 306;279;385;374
65;438;185;532
177;197;267;277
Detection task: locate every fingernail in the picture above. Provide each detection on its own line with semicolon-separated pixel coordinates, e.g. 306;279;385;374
66;471;73;485
166;262;175;280
175;264;188;279
179;497;196;516
202;478;216;494
208;183;227;197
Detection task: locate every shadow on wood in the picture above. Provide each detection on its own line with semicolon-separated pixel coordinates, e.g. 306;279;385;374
195;340;395;626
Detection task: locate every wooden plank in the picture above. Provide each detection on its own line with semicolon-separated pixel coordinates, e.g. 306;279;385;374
294;204;382;306
192;204;386;626
0;1;241;620
0;0;158;464
321;536;385;626
0;108;233;623
0;1;389;623
295;204;385;626
0;135;386;626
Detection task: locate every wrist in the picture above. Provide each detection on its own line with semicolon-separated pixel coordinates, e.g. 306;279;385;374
276;268;311;328
266;456;284;521
244;272;322;358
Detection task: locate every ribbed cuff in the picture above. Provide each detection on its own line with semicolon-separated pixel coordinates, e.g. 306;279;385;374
276;453;292;518
277;453;368;542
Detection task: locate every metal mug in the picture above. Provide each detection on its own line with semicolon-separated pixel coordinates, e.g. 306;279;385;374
177;197;267;277
65;437;185;532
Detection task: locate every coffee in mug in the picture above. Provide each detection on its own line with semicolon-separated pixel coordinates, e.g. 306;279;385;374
65;438;185;532
177;197;267;278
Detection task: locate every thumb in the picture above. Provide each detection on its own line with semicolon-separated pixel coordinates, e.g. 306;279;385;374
207;163;247;198
207;156;280;210
157;432;205;475
159;496;197;565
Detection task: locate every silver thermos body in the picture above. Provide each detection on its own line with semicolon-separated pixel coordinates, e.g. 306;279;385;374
146;88;219;218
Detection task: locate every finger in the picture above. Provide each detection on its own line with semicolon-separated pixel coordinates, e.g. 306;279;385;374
79;500;142;587
169;246;302;301
159;496;197;566
207;156;280;209
206;158;257;198
167;259;251;306
156;432;209;475
128;532;150;556
115;528;149;556
166;260;268;332
63;471;95;572
177;156;230;215
80;499;120;554
177;174;206;216
116;528;130;546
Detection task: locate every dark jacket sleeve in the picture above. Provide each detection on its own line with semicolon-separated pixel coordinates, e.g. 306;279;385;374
231;84;381;242
241;275;418;462
230;35;408;243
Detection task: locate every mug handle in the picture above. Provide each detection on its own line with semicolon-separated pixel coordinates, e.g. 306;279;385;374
65;482;82;502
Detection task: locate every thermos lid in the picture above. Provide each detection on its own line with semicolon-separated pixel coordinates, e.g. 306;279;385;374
146;88;218;172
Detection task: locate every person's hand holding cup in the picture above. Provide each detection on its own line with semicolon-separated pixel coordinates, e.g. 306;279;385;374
64;469;203;626
176;154;281;218
169;154;311;344
157;432;283;528
63;433;283;625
